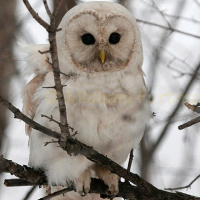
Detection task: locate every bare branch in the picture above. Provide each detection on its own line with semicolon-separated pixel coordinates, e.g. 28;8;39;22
185;102;200;113
0;155;46;184
178;116;200;130
42;86;55;89
43;0;53;19
22;186;37;200
136;19;200;39
39;187;74;200
127;149;134;174
178;102;200;130
41;114;61;125
22;0;71;142
165;174;200;191
164;12;200;24
22;0;50;31
48;0;71;142
0;94;60;139
38;50;51;54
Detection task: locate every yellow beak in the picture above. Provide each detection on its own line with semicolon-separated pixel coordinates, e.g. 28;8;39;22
100;51;106;63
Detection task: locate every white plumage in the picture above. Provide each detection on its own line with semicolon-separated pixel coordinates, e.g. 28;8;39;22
22;2;151;200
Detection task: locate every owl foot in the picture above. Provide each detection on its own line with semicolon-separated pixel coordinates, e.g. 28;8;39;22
92;165;119;196
75;169;91;196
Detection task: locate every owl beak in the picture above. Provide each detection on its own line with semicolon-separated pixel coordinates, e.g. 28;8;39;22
100;51;106;64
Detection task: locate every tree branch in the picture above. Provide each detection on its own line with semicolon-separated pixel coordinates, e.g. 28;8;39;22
23;0;71;146
136;19;200;39
2;157;199;200
22;0;50;31
178;115;200;130
0;155;46;185
165;174;200;191
47;0;71;144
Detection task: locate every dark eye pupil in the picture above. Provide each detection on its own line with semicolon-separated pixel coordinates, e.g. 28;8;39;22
81;33;95;45
109;32;121;44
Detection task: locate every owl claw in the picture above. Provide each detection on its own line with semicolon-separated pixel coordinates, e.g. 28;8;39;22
106;184;119;196
92;165;119;196
75;169;91;196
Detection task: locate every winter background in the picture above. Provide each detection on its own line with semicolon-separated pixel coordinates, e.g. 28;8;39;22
0;0;200;199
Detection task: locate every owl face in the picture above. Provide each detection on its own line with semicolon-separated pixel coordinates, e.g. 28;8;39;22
59;2;142;73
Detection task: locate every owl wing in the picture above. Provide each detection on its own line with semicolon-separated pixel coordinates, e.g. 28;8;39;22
23;74;45;135
21;44;51;135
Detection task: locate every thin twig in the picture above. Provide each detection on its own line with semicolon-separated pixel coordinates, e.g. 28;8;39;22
41;114;61;126
42;86;55;89
127;149;134;174
136;19;200;39
44;139;59;146
151;0;171;28
22;0;50;31
43;0;53;19
178;116;200;130
125;149;134;183
185;102;200;113
164;12;200;24
38;50;51;54
165;174;200;191
23;186;37;200
39;187;74;200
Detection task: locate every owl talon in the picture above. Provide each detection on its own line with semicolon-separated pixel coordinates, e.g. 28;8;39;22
106;184;119;196
75;169;91;196
92;165;119;196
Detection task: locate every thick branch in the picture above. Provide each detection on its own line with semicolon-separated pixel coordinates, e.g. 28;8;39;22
0;155;46;185
2;159;199;200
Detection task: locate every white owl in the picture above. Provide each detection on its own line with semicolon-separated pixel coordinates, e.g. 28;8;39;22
22;2;151;200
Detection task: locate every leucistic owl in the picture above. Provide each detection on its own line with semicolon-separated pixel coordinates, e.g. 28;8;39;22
22;1;151;200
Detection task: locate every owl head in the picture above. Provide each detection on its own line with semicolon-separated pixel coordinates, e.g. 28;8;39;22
57;2;143;74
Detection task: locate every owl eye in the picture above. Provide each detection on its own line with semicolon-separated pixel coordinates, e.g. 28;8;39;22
109;32;121;44
81;33;95;45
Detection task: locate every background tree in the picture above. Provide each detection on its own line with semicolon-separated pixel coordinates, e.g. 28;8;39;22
0;0;17;153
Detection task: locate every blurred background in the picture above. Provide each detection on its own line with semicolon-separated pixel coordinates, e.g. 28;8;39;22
0;0;200;199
